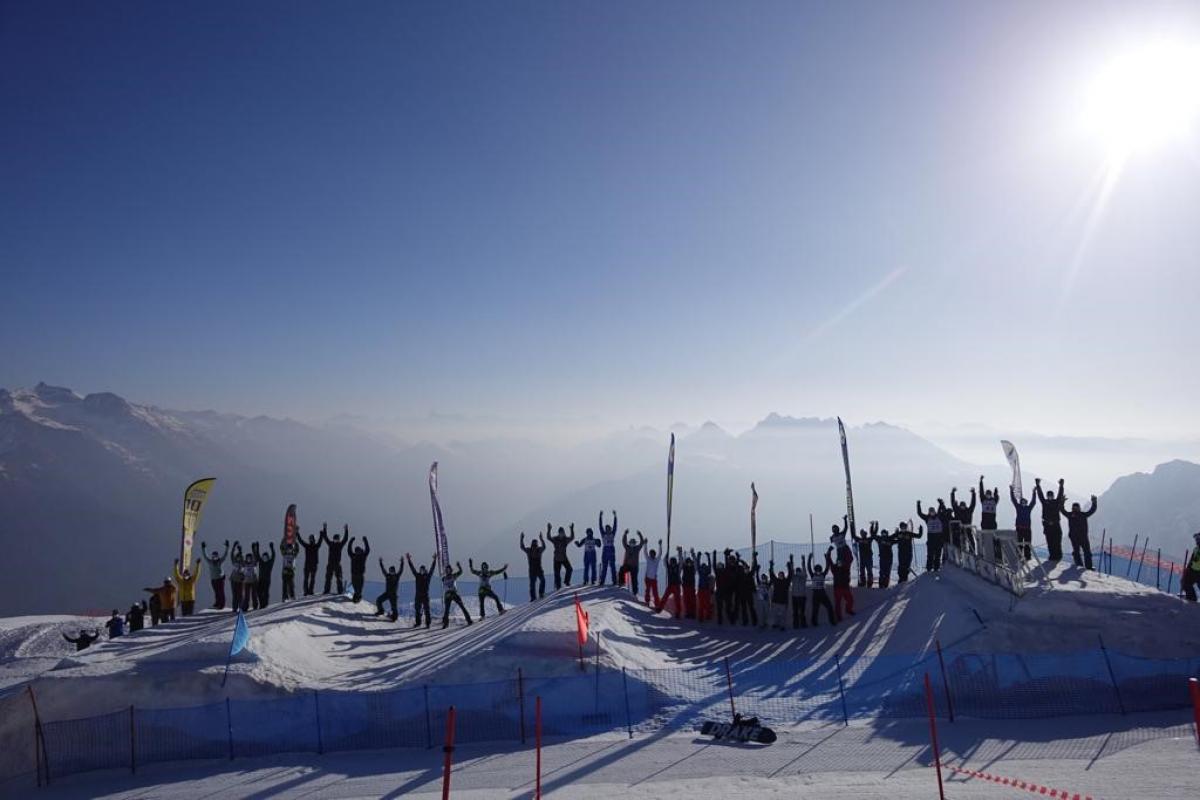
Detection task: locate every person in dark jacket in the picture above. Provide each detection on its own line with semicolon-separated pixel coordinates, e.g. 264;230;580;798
440;562;473;629
1060;495;1098;569
734;556;758;626
406;553;437;628
680;550;697;619
767;560;790;630
546;524;575;590
322;524;349;594
950;486;977;527
917;501;945;571
598;510;619;585
830;545;855;620
1011;487;1036;560
104;610;124;639
619;530;647;593
575;527;600;585
126;601;146;633
519;531;547;601
787;553;807;628
696;550;714;622
872;522;895;588
348;536;371;602
375;557;404;621
713;551;732;624
301;532;322;596
1183;532;1200;602
1035;478;1066;561
253;542;276;609
807;552;836;626
978;477;999;530
850;526;874;587
279;535;300;602
201;540;230;610
63;630;99;651
894;521;922;582
469;559;507;618
656;553;683;619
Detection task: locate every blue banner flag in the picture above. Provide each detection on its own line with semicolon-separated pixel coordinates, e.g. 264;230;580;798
222;611;250;687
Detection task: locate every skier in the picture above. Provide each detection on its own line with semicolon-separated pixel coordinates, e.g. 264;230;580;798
696;550;714;622
172;558;202;617
143;577;177;623
347;536;371;602
978;476;999;531
767;561;790;630
201;540;230;610
575;527;600;585
301;532;322;596
643;541;663;608
829;545;855;621
1010;487;1036;560
229;546;245;613
406;553;437;628
375;557;403;621
656;551;683;619
1060;495;1098;569
806;551;836;626
850;526;875;587
894;521;921;582
279;534;300;602
547;524;575;590
916;501;944;571
253;542;275;609
619;530;647;593
321;524;349;594
873;523;895;588
63;629;99;651
1182;533;1200;602
105;610;125;639
681;549;698;619
519;531;547;601
125;601;145;633
598;510;619;585
440;562;473;629
1035;478;1066;561
787;553;807;628
469;558;508;618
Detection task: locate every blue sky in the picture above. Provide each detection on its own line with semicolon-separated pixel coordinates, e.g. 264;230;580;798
3;1;1199;437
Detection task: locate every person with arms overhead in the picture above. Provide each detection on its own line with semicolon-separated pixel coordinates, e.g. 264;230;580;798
1060;494;1098;570
519;530;547;601
1034;478;1066;561
406;552;437;629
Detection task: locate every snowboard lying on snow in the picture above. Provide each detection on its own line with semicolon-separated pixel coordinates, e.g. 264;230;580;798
698;714;777;744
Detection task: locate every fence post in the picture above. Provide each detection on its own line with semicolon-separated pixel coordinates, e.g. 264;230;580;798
1097;635;1126;715
1157;548;1162;590
313;690;324;755
535;696;542;800
1126;535;1139;576
441;706;456;800
424;685;433;749
724;657;736;718
27;685;47;787
622;667;633;739
834;654;849;726
518;668;526;745
1189;678;1200;747
935;640;955;722
226;697;234;760
1135;538;1150;583
924;673;947;800
129;705;136;774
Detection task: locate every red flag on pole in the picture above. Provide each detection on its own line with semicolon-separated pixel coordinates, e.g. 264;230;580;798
575;593;589;645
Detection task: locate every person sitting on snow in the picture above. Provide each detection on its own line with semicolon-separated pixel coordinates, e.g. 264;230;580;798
63;629;99;652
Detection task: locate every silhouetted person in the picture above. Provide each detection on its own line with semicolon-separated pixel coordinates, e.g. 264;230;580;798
978;476;999;531
406;553;436;628
104;610;124;639
1035;478;1066;561
469;559;507;618
656;552;683;619
254;542;276;609
547;524;574;590
787;554;807;628
348;536;371;602
807;552;836;627
202;540;230;610
519;531;546;601
894;521;921;582
126;601;145;633
280;535;300;602
440;562;473;629
375;558;404;621
619;530;646;593
850;526;874;587
1011;487;1036;560
301;532;322;596
917;501;944;571
872;523;895;588
1060;495;1098;569
322;524;348;594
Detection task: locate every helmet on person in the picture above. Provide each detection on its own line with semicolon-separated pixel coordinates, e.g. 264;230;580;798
481;561;489;571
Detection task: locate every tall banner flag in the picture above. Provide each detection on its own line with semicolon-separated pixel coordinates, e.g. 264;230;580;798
666;433;676;552
750;482;759;559
283;504;298;547
180;478;216;567
837;418;857;539
429;462;452;583
221;611;250;687
1001;440;1023;501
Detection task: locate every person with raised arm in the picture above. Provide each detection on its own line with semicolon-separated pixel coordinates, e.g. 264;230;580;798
201;540;230;610
575;526;600;585
143;577;178;623
681;549;698;619
696;550;714;622
894;521;921;582
240;547;259;611
469;558;508;618
173;557;202;616
1010;486;1036;560
871;523;894;588
406;552;437;629
519;530;547;601
807;551;836;627
830;542;855;621
375;557;403;622
850;525;875;588
598;510;619;585
547;523;575;590
917;501;944;572
767;559;790;630
321;524;349;594
347;535;371;602
229;543;245;613
978;476;999;531
656;549;683;619
301;531;322;596
63;629;100;651
643;540;663;608
950;486;977;527
440;562;473;628
253;541;275;609
735;555;758;626
713;550;732;625
279;534;300;602
619;530;647;593
1060;493;1099;570
1034;478;1066;561
787;554;808;628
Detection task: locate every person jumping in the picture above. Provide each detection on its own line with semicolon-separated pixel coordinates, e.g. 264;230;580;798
575;527;600;584
519;531;547;601
547;524;575;590
406;552;436;629
322;524;348;594
348;536;371;602
469;558;508;618
375;557;403;621
619;530;646;593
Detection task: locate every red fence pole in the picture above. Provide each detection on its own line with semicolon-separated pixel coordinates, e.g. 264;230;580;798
1189;679;1200;747
518;668;526;745
535;695;543;800
27;685;44;787
924;673;946;800
724;657;736;718
441;706;456;800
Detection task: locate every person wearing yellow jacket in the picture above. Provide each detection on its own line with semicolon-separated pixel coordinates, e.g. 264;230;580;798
173;558;203;617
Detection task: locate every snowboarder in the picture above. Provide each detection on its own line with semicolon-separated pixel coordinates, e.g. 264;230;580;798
575;527;600;584
643;541;663;608
201;540;230;610
807;551;836;626
916;501;944;571
681;549;698;619
829;545;855;621
375;557;403;621
696;550;714;622
469;558;508;618
348;536;371;602
598;510;619;585
63;629;99;651
253;542;275;609
1035;478;1066;561
787;554;807;628
767;561;790;630
440;562;473;629
1011;487;1036;560
143;577;177;623
279;535;300;602
873;523;895;588
105;610;125;639
1060;495;1098;569
850;526;874;587
321;524;348;594
301;532;322;596
406;552;437;628
619;530;647;593
978;476;999;531
519;531;547;601
125;601;145;633
656;552;683;619
894;521;921;582
547;524;575;590
172;558;202;616
1183;533;1200;602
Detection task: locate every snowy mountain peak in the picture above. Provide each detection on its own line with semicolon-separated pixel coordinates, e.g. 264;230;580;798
32;382;82;405
749;412;832;432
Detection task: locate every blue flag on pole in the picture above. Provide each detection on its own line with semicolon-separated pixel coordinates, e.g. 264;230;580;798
222;612;250;687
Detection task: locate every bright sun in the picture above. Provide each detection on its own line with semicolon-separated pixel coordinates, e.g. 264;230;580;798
1082;41;1200;156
